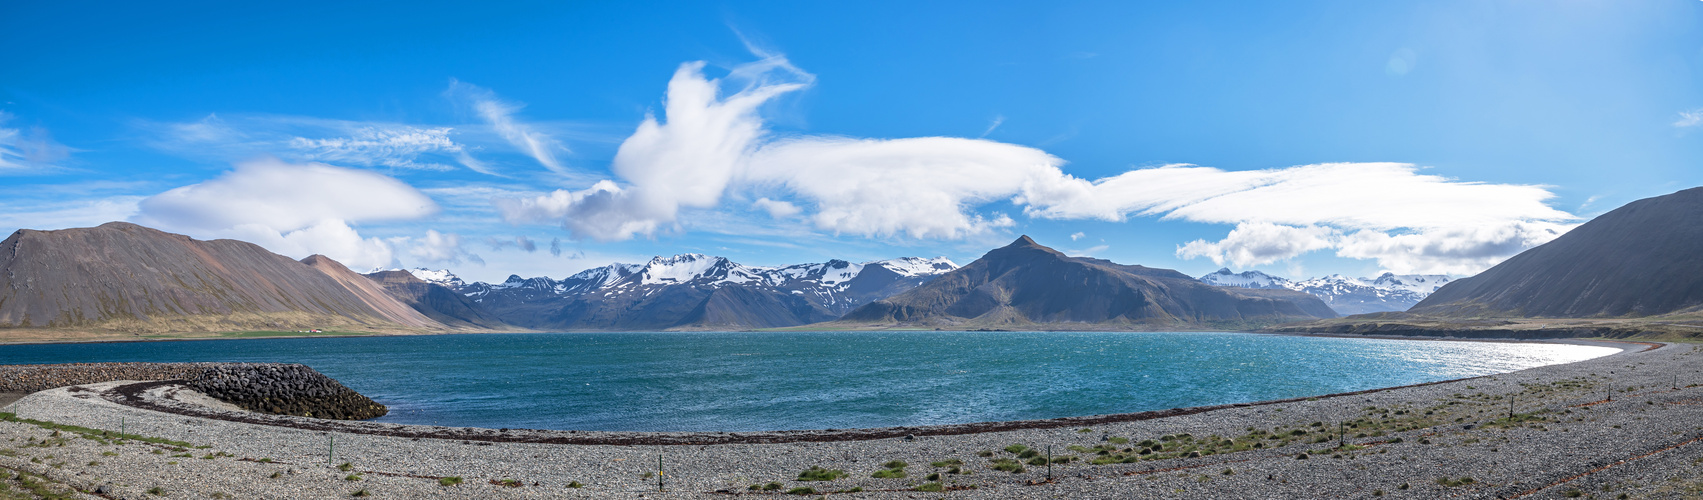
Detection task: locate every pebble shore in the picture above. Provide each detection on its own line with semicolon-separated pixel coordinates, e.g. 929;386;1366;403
4;338;1703;499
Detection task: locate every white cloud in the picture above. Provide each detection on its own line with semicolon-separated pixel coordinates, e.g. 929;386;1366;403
1333;222;1573;275
287;126;462;171
447;80;569;174
409;230;481;265
495;50;1576;275
133;158;442;270
752;197;800;218
1177;223;1339;268
1676;108;1703;128
1070;232;1085;241
0;111;72;173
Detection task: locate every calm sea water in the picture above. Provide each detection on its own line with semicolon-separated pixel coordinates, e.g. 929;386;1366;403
0;331;1616;432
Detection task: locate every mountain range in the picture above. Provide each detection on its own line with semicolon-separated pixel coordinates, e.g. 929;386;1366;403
836;236;1336;329
402;254;961;330
1198;269;1453;315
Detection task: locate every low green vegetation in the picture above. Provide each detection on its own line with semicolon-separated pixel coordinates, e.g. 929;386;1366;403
1436;476;1476;487
796;466;847;481
437;476;462;486
0;412;195;448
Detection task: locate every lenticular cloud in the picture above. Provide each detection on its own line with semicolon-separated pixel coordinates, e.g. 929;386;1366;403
497;52;1578;275
133;158;471;271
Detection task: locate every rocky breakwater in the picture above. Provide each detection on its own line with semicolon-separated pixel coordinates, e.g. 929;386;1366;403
183;363;387;420
0;362;211;393
0;362;386;420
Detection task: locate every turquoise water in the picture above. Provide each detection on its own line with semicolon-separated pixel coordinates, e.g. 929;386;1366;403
0;331;1615;432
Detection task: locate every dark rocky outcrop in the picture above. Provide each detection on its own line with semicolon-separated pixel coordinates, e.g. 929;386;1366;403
0;222;445;332
1412;186;1703;318
185;363;387;420
0;362;386;420
839;236;1336;328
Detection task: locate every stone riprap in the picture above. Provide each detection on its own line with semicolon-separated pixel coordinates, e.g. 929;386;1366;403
0;361;385;420
0;362;211;393
185;363;387;420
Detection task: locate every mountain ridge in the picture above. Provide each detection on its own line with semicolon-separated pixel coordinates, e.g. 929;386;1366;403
1411;186;1703;318
0;222;450;333
1199;268;1452;315
835;236;1336;329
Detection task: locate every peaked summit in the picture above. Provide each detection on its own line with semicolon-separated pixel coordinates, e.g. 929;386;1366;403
839;236;1335;328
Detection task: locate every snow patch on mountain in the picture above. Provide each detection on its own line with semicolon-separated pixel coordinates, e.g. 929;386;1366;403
368;267;467;288
1199;268;1454;315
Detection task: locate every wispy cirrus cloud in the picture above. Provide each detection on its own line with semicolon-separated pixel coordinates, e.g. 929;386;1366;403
0;111;73;174
1675;108;1703;128
446;80;570;175
143;114;486;173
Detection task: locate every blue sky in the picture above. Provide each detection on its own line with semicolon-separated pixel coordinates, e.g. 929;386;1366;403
2;1;1700;283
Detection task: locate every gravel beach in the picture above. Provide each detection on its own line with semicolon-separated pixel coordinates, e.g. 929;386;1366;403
3;338;1701;499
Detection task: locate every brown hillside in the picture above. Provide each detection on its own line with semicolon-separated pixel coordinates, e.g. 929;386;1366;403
0;222;445;332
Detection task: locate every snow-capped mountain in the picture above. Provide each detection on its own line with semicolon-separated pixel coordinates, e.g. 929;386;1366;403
368;267;468;288
1199;268;1453;315
451;254;959;330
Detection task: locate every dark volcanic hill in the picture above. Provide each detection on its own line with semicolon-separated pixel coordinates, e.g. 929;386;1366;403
1411;186;1703;318
0;222;444;332
839;236;1336;328
362;270;513;330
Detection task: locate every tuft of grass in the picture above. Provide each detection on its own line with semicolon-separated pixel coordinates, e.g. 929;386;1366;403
270;472;283;479
351;489;371;497
438;476;462;486
338;462;354;472
1003;444;1029;455
796;466;847;481
989;458;1025;473
916;482;945;492
568;481;583;488
872;468;907;479
147;486;165;496
785;486;817;495
881;460;908;469
345;474;362;482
